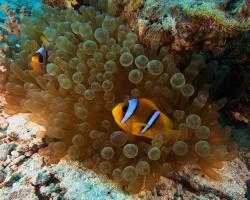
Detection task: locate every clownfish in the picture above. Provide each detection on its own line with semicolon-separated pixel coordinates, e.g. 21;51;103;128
30;36;48;72
112;98;175;139
30;45;47;72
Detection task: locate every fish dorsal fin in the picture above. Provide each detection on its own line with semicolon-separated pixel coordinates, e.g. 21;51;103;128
140;98;158;110
121;98;138;123
141;111;161;134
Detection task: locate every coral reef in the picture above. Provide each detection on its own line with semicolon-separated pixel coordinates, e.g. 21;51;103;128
89;0;250;53
3;3;239;193
0;4;21;37
222;0;250;19
0;5;22;60
42;0;78;9
0;0;41;60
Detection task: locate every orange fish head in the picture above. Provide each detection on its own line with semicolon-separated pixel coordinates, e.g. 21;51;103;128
112;102;132;133
112;102;125;125
31;55;40;64
30;55;42;71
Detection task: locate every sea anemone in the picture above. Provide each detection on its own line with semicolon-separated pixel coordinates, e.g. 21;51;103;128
4;4;237;193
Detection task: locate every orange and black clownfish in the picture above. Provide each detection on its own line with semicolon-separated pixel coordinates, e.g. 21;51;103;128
30;45;48;72
112;98;176;139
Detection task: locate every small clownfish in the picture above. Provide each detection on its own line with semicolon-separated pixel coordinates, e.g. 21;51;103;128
30;45;48;72
112;98;175;139
30;36;48;72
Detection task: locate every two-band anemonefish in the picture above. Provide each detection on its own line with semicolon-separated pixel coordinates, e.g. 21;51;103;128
30;45;48;72
112;98;175;139
30;36;49;72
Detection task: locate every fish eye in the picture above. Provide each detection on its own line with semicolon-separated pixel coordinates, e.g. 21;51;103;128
122;105;128;113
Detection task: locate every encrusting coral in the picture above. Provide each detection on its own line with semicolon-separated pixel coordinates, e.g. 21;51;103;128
4;3;238;193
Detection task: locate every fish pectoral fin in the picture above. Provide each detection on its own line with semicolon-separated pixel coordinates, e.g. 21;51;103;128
133;122;147;128
132;123;147;134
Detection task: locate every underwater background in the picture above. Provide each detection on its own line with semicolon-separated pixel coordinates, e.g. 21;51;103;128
0;0;250;199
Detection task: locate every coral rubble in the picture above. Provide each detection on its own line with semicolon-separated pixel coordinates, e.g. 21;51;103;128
3;3;239;193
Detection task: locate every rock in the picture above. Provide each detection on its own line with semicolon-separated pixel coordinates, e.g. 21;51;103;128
10;150;20;158
52;159;136;200
0;143;14;161
6;113;45;141
240;149;250;170
171;158;249;200
31;170;50;185
7;155;26;169
0;170;5;183
0;131;5;139
0;119;8;130
37;171;50;185
0;183;39;200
